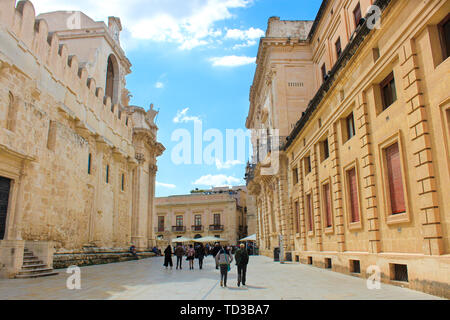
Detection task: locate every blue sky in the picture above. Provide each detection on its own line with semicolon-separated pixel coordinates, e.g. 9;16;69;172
34;0;322;197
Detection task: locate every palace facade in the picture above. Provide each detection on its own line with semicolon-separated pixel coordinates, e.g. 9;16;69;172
0;1;164;278
246;0;450;298
155;187;251;245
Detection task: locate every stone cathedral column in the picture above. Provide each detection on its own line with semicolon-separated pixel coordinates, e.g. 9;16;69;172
147;164;157;247
128;105;165;251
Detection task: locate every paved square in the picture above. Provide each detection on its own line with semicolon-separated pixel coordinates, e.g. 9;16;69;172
0;255;442;300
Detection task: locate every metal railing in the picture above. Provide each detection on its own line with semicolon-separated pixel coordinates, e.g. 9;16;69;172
191;225;204;232
172;226;186;233
209;225;224;231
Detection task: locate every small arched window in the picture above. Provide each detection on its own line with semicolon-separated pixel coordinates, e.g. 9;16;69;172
6;92;14;131
88;153;92;175
105;54;119;105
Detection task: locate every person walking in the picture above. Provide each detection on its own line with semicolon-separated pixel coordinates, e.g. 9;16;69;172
211;243;221;269
175;244;185;270
215;248;233;287
187;244;195;270
235;243;249;287
196;244;205;270
163;245;173;269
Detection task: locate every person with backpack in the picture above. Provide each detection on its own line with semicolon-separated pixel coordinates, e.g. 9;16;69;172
211;243;221;269
215;248;233;287
235;243;250;287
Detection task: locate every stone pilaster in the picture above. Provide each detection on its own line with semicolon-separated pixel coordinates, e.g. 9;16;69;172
131;153;147;249
311;144;322;251
355;92;381;253
279;154;293;252
147;164;157;247
329;124;345;252
399;39;443;255
298;159;307;251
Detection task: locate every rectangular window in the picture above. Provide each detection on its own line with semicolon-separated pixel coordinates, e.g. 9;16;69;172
350;260;361;273
195;215;202;226
335;37;342;58
380;72;397;110
346;113;356;140
323;183;332;228
385;143;406;214
353;2;362;27
293;167;299;185
295;201;300;234
438;14;450;61
321;63;327;82
176;216;183;227
106;165;110;184
121;173;125;191
322;138;329;161
214;214;221;225
158;216;164;232
88;154;92;175
347;168;360;223
305;156;312;174
306;194;313;232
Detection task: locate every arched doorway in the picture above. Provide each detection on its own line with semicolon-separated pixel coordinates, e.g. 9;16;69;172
105;54;119;105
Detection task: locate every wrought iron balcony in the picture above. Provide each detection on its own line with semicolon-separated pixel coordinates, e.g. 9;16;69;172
172;226;186;233
209;224;224;231
191;225;204;232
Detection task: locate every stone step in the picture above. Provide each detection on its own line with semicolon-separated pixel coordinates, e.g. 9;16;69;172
23;259;43;265
23;257;39;261
18;267;54;275
15;271;59;279
21;263;48;269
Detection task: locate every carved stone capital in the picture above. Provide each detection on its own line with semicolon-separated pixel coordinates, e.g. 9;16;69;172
135;153;145;163
149;164;158;175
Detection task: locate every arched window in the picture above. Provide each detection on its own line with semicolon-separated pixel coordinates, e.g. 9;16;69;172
105;54;119;105
6;92;14;131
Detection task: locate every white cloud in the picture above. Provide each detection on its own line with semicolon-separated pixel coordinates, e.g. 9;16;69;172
232;40;257;50
156;181;176;189
173;108;201;123
210;55;256;67
193;174;242;187
215;159;244;170
33;0;256;51
155;82;164;89
225;27;264;40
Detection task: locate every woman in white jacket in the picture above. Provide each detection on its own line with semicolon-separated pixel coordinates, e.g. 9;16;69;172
215;248;233;287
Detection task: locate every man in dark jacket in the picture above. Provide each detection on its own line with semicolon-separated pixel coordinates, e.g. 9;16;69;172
174;244;185;270
195;244;205;269
235;243;249;287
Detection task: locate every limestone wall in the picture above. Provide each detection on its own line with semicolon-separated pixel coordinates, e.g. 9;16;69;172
0;1;163;254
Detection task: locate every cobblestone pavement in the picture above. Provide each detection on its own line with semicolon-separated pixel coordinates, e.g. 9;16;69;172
0;255;442;300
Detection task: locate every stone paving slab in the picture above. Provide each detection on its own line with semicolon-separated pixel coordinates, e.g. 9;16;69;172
0;255;442;300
